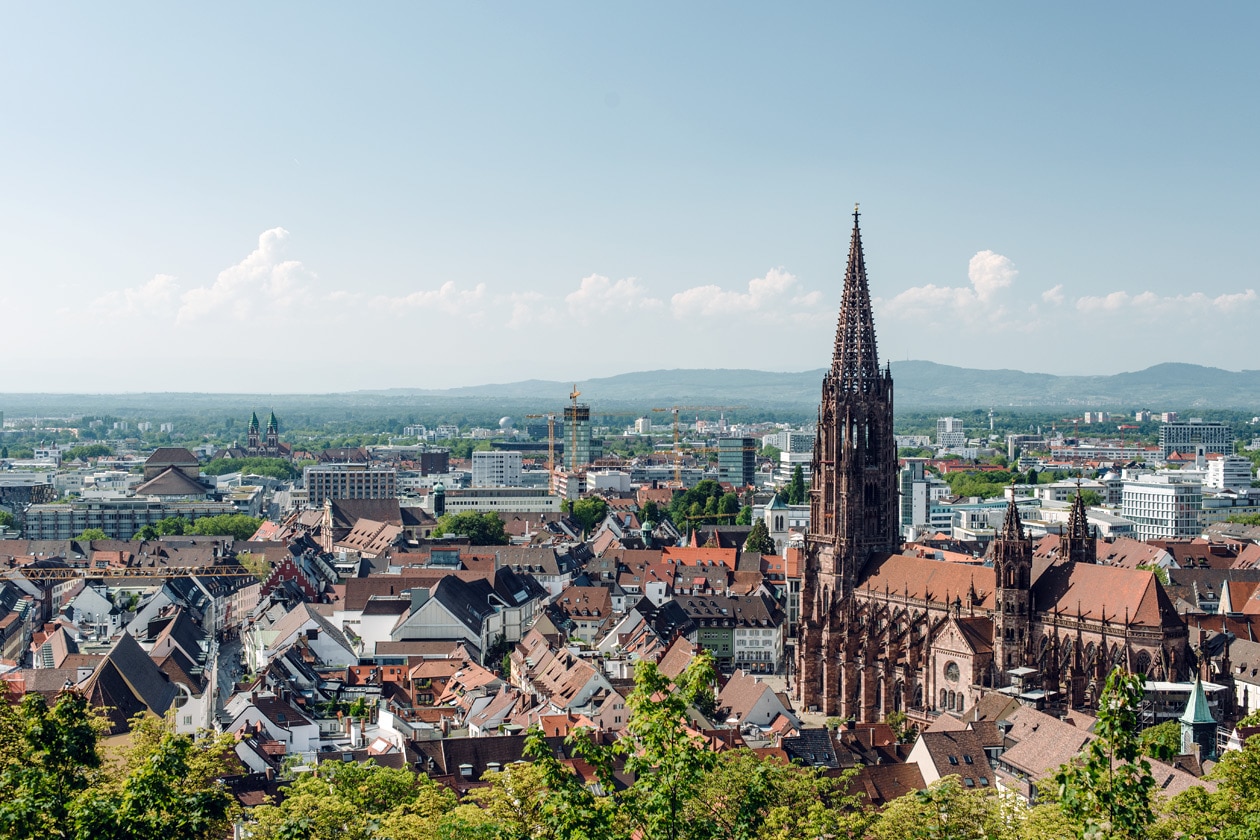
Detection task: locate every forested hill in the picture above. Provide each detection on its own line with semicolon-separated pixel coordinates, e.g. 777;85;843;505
366;361;1260;409
4;362;1260;417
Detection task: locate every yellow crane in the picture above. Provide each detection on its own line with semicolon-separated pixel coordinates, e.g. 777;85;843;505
650;405;746;484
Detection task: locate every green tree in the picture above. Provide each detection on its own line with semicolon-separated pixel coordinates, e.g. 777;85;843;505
869;776;1010;840
432;511;509;545
1139;720;1181;760
639;500;661;524
786;465;807;505
570;496;610;535
0;690;101;839
614;651;720;840
200;458;298;481
190;514;263;541
0;693;232;840
64;444;112;461
76;528;109;541
1074;490;1104;507
249;760;454;840
0;511;14;529
735;505;752;526
1155;725;1260;839
743;519;777;555
1056;667;1156;839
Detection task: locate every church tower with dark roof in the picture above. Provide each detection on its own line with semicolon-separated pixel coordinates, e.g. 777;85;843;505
797;207;900;716
247;412;261;451
266;412;279;452
992;494;1032;681
1061;486;1096;565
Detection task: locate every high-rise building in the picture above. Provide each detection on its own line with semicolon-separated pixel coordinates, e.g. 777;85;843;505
936;417;966;447
717;437;756;488
472;450;523;487
303;463;397;506
1159;419;1232;460
563;403;592;470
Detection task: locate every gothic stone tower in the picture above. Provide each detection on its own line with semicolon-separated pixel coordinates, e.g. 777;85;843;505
992;496;1032;681
247;412;261;451
1061;488;1096;565
266;412;279;452
797;207;901;717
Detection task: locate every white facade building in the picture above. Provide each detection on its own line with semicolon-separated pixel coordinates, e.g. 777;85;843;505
1206;454;1254;493
1121;474;1204;540
471;450;523;487
937;417;966;448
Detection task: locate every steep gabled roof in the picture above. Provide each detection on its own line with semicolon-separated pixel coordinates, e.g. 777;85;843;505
135;467;208;497
1031;562;1181;627
83;633;177;733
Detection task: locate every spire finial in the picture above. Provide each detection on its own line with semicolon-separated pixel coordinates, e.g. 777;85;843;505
854;202;860;219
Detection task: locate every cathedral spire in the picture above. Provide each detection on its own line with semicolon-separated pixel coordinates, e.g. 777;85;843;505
1001;494;1025;541
1066;481;1090;542
831;204;882;392
1061;480;1097;565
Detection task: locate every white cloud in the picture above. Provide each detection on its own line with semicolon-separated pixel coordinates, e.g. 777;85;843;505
1076;288;1258;315
1042;284;1065;306
375;280;487;313
670;267;821;320
93;273;179;317
178;227;310;322
968;250;1017;301
881;250;1018;322
566;274;662;317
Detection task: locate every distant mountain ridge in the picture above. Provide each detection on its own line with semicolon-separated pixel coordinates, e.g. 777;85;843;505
364;361;1260;409
3;362;1259;416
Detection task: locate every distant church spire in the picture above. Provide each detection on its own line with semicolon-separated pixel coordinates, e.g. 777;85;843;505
1061;481;1096;564
831;205;883;393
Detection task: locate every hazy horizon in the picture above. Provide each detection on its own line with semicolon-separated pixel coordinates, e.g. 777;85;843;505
3;4;1257;392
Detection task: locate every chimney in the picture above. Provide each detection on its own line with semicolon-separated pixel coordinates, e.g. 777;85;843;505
410;587;430;611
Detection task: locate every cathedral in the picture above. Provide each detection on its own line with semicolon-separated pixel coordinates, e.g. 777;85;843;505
795;209;1190;722
222;412;292;460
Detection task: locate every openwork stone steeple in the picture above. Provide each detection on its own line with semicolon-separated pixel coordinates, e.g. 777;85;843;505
831;205;884;393
1061;481;1096;565
798;207;900;717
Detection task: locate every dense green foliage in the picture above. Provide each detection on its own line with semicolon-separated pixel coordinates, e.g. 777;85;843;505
564;496;610;535
0;688;235;840
64;444;113;461
666;480;741;532
201;457;299;480
76;528;109;541
133;513;263;541
1056;668;1156;839
432;511;509;545
940;469;1018;499
743;519;777;554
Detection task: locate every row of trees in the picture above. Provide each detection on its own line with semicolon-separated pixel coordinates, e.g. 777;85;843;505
10;664;1260;839
74;513;263;543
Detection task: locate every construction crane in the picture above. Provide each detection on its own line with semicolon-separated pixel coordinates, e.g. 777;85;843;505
8;563;256;581
651;405;747;484
524;413;558;487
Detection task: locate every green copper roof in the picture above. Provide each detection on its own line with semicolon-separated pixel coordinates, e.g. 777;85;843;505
249;412;260;430
1180;675;1216;725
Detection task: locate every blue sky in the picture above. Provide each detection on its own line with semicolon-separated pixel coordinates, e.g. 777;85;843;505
1;3;1257;392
